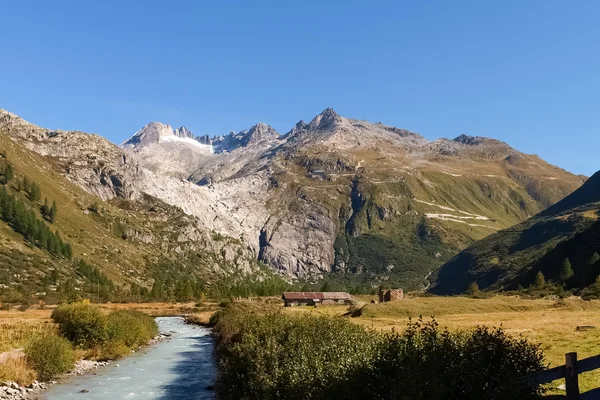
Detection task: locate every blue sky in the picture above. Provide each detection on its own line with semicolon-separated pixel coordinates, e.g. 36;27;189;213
1;1;598;176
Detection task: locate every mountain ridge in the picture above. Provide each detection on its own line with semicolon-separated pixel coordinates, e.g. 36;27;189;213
0;106;586;291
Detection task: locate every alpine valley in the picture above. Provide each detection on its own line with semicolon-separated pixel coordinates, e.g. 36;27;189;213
0;107;586;298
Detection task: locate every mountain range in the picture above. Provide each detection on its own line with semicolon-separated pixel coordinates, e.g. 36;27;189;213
0;107;587;295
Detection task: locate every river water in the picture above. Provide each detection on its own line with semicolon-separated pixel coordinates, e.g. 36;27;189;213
42;317;216;400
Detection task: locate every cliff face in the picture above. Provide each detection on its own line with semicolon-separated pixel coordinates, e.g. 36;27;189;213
0;107;585;289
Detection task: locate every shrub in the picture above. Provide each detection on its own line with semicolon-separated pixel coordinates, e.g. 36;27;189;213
363;318;545;400
106;310;158;348
51;302;108;348
98;339;130;361
25;333;75;381
213;306;380;400
213;306;546;400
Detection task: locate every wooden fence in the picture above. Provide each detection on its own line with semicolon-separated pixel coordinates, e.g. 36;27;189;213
525;352;600;400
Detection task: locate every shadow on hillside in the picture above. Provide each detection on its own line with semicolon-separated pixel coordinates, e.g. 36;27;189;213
157;333;216;400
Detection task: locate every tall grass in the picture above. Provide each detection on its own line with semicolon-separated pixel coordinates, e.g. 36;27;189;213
0;322;49;352
0;355;37;386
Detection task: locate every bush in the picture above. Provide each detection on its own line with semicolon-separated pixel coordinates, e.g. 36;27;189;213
51;302;108;348
25;333;75;381
213;306;380;400
213;306;546;400
98;339;130;361
106;310;158;348
363;318;545;400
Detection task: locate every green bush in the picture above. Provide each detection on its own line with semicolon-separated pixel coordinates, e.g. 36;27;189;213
25;333;75;381
213;306;380;400
51;303;108;348
363;318;545;400
106;310;158;348
98;339;130;361
213;306;546;400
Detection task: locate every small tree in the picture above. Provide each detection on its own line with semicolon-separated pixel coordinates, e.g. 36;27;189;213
467;282;480;295
589;253;600;266
559;258;574;284
48;200;57;223
22;176;30;193
534;271;545;288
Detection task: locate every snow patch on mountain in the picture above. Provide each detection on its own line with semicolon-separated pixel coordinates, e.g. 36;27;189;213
159;135;214;153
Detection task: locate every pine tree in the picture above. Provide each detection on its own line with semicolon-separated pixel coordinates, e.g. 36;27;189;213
62;278;79;303
151;277;165;300
64;243;73;259
48;200;57;223
0;186;8;218
534;271;546;288
0;163;13;184
22;176;30;194
320;281;331;292
50;269;59;284
559;258;574;284
41;197;50;218
29;182;41;202
37;222;48;249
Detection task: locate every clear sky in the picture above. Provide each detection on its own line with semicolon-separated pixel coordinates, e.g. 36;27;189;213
1;1;598;176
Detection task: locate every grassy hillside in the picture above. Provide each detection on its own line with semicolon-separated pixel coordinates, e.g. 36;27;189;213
431;171;600;294
0;132;284;304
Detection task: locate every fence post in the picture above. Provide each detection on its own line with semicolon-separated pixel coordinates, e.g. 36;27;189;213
565;352;580;400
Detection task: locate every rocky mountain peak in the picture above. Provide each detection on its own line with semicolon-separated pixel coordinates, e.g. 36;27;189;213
307;108;342;130
453;134;500;146
211;123;280;153
123;122;174;148
174;126;193;139
245;123;279;145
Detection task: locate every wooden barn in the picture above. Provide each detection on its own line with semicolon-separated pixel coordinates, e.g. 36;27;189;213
282;292;352;307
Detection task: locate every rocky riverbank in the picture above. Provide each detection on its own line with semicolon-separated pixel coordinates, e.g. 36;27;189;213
0;359;108;399
0;332;170;400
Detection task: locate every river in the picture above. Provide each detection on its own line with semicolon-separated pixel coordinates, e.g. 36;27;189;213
41;317;216;400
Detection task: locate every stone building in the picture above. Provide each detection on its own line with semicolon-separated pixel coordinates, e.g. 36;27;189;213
378;288;403;303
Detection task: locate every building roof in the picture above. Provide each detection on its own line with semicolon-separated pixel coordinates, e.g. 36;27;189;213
282;292;351;300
